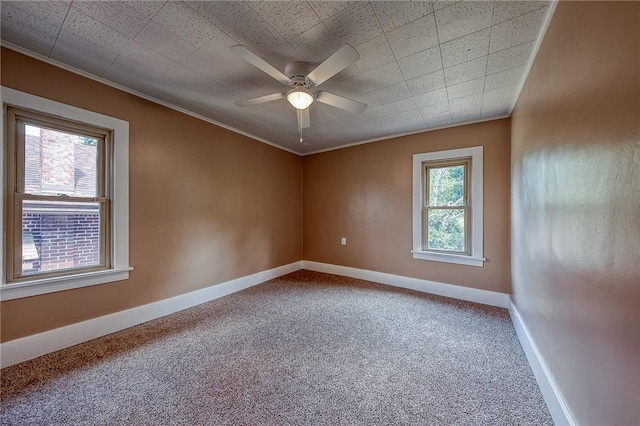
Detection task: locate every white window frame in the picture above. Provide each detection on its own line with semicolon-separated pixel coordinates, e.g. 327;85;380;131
1;87;131;301
412;146;484;267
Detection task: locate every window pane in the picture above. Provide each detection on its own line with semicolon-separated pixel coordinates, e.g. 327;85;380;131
428;165;464;206
427;208;465;252
21;200;101;276
24;124;98;197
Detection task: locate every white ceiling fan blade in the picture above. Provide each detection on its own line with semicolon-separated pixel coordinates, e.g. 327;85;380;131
315;91;367;114
307;45;360;86
297;108;310;130
235;93;285;107
230;45;291;84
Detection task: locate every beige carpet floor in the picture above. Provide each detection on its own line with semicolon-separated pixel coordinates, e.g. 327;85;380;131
1;270;552;425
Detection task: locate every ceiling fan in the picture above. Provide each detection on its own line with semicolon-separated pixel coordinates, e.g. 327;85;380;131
231;45;367;139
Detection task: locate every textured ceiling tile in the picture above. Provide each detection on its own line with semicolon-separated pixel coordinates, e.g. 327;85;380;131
289;23;341;64
444;57;487;86
353;34;395;72
308;1;357;20
486;40;534;74
103;56;168;97
239;62;286;91
218;73;261;95
406;70;447;96
225;10;285;55
253;1;320;40
485;65;525;91
440;28;490;68
425;111;452;127
493;1;549;25
152;2;220;48
449;92;482;111
4;0;70;27
490;7;548;53
306;103;339;125
481;98;511;118
397;46;443;80
450;93;482;116
182;38;240;81
413;88;448;108
380;109;423;129
374;82;412;105
386;14;438;60
358;61;404;92
120;40;177;75
336;110;372;129
447;77;485;100
420;101;449;118
450;105;481;122
363;104;388;118
432;1;461;12
175;96;220;119
202;80;247;106
330;64;362;84
354;92;382;110
383;98;419;116
135;21;198;62
323;2;383;47
261;42;303;73
123;1;166;18
435;1;493;43
1;3;59;55
72;1;149;38
183;1;253;28
371;1;434;32
50;30;119;76
322;75;372;99
483;83;518;103
163;64;220;96
63;8;133;54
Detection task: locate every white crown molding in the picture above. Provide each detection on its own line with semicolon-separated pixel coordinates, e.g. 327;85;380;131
0;261;302;368
302;260;508;308
508;298;577;426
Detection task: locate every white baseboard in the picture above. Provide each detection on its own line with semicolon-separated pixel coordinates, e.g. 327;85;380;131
302;261;509;308
508;299;576;426
0;261;302;368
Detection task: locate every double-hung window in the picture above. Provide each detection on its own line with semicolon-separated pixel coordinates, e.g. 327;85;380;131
5;107;111;280
2;87;130;300
412;146;484;267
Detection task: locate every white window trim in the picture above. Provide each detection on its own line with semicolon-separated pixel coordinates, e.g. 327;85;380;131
412;146;484;267
1;86;131;300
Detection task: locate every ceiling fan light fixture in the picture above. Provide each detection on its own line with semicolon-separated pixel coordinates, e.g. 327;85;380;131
287;88;314;110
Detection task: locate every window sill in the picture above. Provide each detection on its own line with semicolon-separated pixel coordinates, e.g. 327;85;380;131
411;250;485;267
0;267;133;301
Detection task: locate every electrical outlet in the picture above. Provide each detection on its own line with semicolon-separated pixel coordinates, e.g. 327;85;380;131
341;237;347;245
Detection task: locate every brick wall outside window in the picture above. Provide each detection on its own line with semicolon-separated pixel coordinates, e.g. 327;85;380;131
21;131;101;275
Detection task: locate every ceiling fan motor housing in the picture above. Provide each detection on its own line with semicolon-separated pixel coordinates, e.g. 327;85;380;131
285;62;314;88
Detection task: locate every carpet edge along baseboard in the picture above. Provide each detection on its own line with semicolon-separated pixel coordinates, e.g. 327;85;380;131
1;260;508;368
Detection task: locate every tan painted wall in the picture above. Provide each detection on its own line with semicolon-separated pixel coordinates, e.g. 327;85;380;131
510;2;640;424
1;48;302;342
303;119;511;293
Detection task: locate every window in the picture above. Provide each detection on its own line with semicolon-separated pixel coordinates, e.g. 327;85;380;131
1;87;130;300
412;146;484;267
6;106;111;280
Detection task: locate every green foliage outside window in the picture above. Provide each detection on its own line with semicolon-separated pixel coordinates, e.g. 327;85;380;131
427;165;466;252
